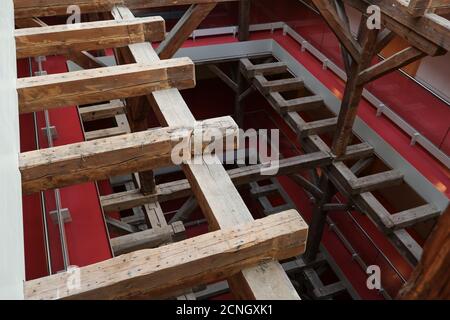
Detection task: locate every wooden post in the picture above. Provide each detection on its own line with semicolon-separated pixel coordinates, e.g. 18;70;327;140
397;207;450;299
238;0;251;41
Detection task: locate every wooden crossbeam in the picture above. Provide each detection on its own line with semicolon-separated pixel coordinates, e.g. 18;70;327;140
312;0;362;63
24;210;308;300
269;92;324;113
254;75;304;94
14;0;236;19
111;221;185;255
240;59;288;78
391;204;441;230
17;57;195;113
157;3;217;59
15;17;165;59
20;116;238;194
331;162;404;195
79;100;126;122
358;47;426;85
100;152;332;212
295;116;338;138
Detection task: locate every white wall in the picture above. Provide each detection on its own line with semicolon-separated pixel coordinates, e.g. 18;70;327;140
0;0;25;299
416;52;450;101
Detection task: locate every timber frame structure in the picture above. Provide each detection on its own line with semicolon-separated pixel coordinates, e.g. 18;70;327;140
8;0;450;300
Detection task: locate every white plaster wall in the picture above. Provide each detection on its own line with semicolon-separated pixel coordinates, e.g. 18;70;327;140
0;0;25;299
416;53;450;101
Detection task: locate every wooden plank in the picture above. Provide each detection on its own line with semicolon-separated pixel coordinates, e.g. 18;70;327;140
84;126;128;141
349;170;404;194
20;116;238;194
79;100;126;122
157;3;217;59
240;59;288;78
391;204;441;230
15;17;165;59
297;117;338;137
111;222;185;255
24;210;308;300
17;58;195;113
254;75;304;94
358;46;426;85
100;152;332;212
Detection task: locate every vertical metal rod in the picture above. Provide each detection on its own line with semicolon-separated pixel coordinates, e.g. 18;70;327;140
36;56;70;271
29;57;53;275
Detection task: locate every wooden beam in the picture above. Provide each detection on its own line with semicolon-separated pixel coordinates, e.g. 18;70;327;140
240;59;288;78
397;207;449;299
358;46;426;85
15;17;166;59
238;0;251;41
66;50;108;69
331;19;379;156
391;204;441;230
79;100;126;122
157;3;217;59
274;94;324;113
254;75;305;94
20;116;238;194
24;210;308;300
100;152;332;212
13;0;235;19
208;64;238;92
111;221;185;255
312;0;362;63
15;17;47;28
374;29;395;54
16;57;195;113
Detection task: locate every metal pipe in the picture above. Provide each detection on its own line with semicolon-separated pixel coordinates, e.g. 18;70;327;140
34;56;70;271
29;57;52;275
43;104;70;271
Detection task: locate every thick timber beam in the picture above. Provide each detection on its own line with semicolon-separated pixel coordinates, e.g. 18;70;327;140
16;57;195;113
157;3;217;59
398;207;449;299
25;210;308;300
20;116;238;194
14;0;235;19
15;17;166;59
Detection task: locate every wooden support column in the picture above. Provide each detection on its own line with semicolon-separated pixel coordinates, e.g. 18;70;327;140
303;174;334;262
238;0;251;41
331;19;379;156
157;3;217;59
397;207;449;299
